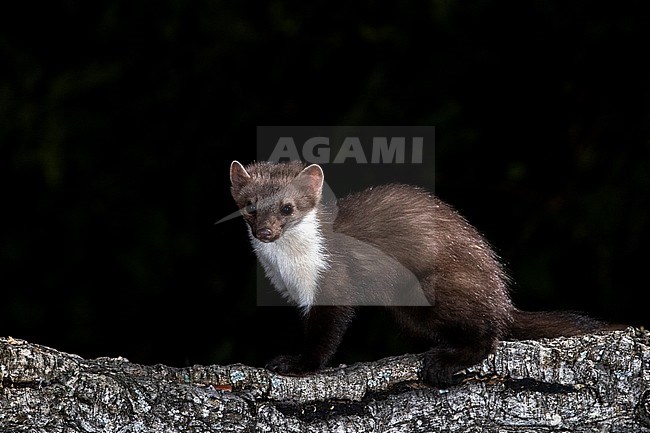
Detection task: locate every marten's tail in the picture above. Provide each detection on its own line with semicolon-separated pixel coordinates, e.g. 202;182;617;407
505;309;623;340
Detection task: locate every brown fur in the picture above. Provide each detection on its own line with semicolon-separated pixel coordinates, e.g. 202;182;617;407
230;160;613;387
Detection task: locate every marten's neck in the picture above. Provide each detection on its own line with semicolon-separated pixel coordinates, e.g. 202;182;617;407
250;208;329;312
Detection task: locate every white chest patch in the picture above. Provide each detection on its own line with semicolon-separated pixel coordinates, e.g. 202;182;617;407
250;210;329;312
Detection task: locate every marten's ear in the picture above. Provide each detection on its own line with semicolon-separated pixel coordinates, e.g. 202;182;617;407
230;161;251;188
295;164;324;198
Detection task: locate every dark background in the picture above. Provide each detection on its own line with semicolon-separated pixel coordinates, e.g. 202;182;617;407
1;1;648;369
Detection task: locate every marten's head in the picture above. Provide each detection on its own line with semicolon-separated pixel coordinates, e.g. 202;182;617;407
229;161;324;242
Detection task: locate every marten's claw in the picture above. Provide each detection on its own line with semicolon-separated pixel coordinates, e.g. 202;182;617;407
266;354;312;375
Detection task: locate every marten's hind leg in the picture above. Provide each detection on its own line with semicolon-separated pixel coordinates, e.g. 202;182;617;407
421;327;498;387
390;306;500;387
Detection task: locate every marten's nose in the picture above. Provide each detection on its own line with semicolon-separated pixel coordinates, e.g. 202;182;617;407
256;228;273;242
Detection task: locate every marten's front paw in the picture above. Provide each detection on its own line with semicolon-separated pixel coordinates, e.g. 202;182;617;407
266;354;313;375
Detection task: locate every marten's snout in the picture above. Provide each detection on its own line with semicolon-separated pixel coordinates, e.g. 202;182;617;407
255;227;276;242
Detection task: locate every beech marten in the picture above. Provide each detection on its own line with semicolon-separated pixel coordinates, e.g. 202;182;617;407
229;160;614;387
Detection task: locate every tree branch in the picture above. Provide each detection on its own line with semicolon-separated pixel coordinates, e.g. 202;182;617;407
2;328;649;432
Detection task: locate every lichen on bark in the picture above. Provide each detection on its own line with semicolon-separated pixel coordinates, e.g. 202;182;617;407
1;328;649;432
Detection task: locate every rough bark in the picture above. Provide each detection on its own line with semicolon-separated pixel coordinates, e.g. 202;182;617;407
1;328;649;432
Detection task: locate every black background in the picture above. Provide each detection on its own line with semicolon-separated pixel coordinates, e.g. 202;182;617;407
1;1;648;369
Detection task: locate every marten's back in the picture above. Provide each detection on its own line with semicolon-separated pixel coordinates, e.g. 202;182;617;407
333;184;511;309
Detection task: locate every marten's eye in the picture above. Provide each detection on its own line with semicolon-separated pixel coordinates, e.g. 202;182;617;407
280;204;294;216
245;201;257;215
